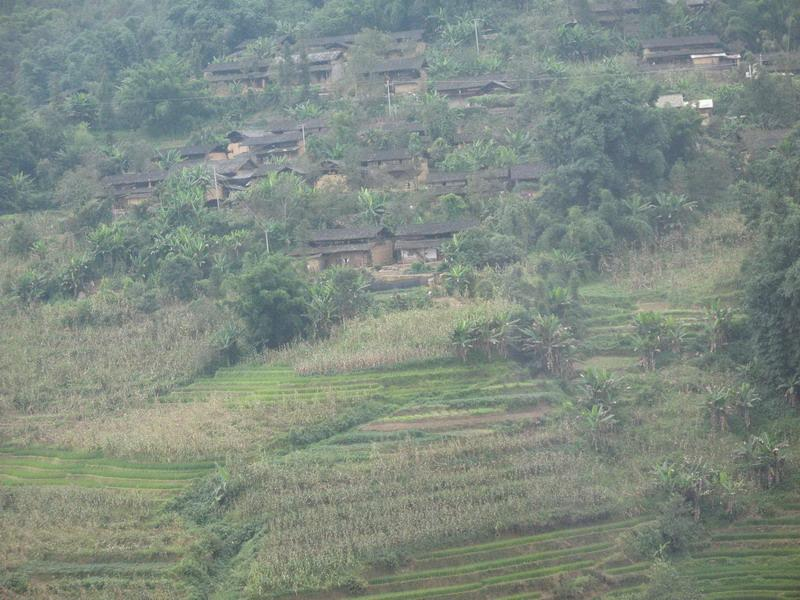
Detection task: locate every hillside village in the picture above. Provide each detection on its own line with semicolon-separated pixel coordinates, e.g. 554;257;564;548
2;1;800;599
98;17;798;276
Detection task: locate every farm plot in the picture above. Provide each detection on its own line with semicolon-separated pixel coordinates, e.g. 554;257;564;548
577;286;707;372
0;447;213;494
322;506;800;600
0;448;213;597
680;509;800;600
171;360;565;449
327;517;651;600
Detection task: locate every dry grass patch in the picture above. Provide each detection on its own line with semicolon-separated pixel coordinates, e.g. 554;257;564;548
600;213;749;301
0;299;223;415
271;300;514;375
1;393;362;462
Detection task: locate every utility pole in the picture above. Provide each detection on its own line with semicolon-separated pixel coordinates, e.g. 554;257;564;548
474;19;480;55
212;166;220;209
265;228;270;253
386;78;392;112
300;123;306;145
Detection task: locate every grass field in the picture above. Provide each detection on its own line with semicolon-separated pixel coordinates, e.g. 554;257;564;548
0;447;213;492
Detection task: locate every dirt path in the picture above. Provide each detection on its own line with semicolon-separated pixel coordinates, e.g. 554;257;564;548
361;408;548;432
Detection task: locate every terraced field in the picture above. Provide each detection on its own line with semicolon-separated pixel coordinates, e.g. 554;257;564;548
577;285;707;371
309;507;800;600
173;360;567;448
350;517;652;600
0;448;213;596
0;447;213;494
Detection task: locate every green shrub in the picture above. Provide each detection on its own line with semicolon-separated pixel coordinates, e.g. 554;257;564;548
158;254;202;301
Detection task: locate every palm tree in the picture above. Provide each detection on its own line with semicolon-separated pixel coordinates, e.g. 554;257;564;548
580;368;618;406
704;300;733;353
705;385;732;432
652;192;697;236
733;383;760;431
738;433;789;489
582;404;618;451
155;148;183;170
632;311;664;370
503;128;533;155
357;188;387;225
519;314;575;377
620;194;654;240
717;470;744;517
545;286;573;320
443;264;476;297
662;316;685;355
451;319;479;361
777;373;800;409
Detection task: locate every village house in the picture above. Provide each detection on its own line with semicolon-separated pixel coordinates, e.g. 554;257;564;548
394;219;479;263
360;56;427;94
692;98;714;123
267;117;329;138
203;59;272;94
200;154;262;204
508;162;548;191
300;29;424;54
178;143;229;162
102;170;168;210
640;35;740;68
430;77;515;106
589;1;640;27
360;148;419;187
227;130;304;159
273;49;345;89
425;170;471;195
290;226;395;272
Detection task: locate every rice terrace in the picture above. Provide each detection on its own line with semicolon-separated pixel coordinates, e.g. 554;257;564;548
2;0;800;598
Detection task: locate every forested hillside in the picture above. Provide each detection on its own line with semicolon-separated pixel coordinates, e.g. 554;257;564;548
1;0;800;598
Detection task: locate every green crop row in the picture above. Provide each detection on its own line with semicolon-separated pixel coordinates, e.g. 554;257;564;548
362;560;594;600
372;542;612;585
418;517;646;560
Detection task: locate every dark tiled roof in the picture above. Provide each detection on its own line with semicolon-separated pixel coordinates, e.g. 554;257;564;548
179;144;227;158
301;29;424;49
590;1;640;14
360;148;413;163
361;55;426;76
244;130;304;147
643;48;724;60
102;170;168;186
395;238;444;250
426;171;471;184
204;59;271;74
309;226;390;243
252;163;306;177
291;242;373;256
268;117;328;133
431;77;513;93
641;34;720;50
300;33;357;49
509;162;548;181
207;154;259;175
395;219;479;238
